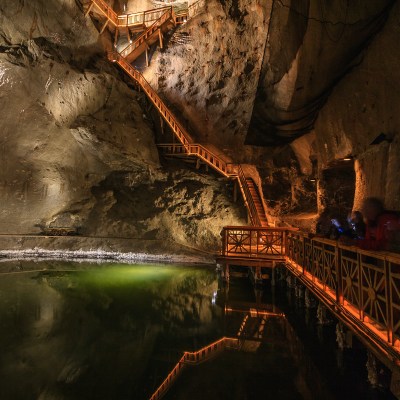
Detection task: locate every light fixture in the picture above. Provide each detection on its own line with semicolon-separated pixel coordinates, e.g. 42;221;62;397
310;178;316;182
343;157;352;161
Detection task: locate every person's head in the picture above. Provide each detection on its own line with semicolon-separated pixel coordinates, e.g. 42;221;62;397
348;210;364;224
361;197;384;222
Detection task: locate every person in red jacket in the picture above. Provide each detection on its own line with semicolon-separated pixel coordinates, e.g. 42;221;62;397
357;197;399;250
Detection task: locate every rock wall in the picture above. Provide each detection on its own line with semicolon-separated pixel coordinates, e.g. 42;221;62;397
313;0;400;211
143;0;399;220
0;0;245;251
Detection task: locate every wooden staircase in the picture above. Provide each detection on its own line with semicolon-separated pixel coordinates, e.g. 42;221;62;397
246;178;269;227
120;6;177;63
83;2;269;227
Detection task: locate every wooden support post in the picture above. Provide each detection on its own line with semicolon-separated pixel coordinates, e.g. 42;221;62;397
385;259;393;344
114;28;119;49
160;116;164;135
158;29;163;48
233;181;238;203
145;47;149;67
100;19;109;34
85;1;94;17
336;246;343;305
196;159;201;170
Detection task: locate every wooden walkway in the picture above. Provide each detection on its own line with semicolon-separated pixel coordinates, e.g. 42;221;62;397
219;226;400;377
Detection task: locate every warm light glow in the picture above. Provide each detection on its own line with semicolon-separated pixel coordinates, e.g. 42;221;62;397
343;157;352;161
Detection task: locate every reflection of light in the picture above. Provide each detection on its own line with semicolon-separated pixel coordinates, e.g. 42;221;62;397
211;291;217;305
225;306;285;317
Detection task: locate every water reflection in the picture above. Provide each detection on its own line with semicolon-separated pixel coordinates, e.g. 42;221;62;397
0;262;395;400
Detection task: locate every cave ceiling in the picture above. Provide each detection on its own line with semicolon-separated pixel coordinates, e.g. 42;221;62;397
247;0;395;147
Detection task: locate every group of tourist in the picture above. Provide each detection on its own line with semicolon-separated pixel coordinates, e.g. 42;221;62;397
316;197;400;252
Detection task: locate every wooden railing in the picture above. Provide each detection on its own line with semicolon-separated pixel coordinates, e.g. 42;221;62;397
285;231;400;362
221;227;292;258
188;0;206;18
87;0;205;28
86;0;119;26
236;165;262;227
149;337;238;400
157;143;237;176
120;7;174;58
117;5;172;27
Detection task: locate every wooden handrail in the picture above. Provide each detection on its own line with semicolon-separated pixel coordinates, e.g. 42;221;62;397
88;0;205;28
120;7;174;59
88;0;119;26
236;164;262;227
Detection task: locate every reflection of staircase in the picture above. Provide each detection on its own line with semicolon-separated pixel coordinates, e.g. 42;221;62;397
83;1;269;227
149;337;238;400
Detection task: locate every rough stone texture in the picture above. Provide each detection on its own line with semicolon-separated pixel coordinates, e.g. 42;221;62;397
0;0;245;252
143;0;270;156
313;1;400;211
143;0;399;219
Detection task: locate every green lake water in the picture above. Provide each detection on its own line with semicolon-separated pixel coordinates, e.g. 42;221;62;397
0;261;395;400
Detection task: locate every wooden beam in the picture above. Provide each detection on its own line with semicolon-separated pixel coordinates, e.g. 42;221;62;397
160;116;164;135
84;1;94;17
114;27;119;48
158;29;163;48
100;19;109;34
145;47;149;67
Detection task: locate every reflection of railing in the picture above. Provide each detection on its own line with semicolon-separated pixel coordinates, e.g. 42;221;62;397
285;231;400;360
149;337;238;400
221;227;292;258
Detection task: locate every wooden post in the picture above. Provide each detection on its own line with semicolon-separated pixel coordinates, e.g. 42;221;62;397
158;29;163;48
145;47;149;67
385;259;393;344
160;116;164;135
114;28;119;48
233;181;238;203
85;1;95;17
100;20;109;34
336;245;343;304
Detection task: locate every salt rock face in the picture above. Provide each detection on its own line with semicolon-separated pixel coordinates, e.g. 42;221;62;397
143;0;270;157
0;0;245;249
250;0;394;146
144;0;398;218
313;1;400;210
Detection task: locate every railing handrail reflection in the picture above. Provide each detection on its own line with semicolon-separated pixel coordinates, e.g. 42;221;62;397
149;337;238;400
